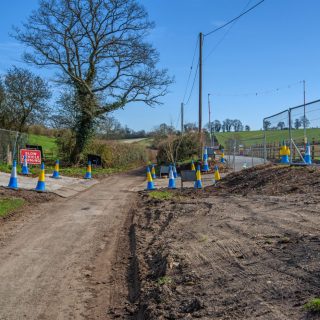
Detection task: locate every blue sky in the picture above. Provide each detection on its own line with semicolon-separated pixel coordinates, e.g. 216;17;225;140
0;0;319;131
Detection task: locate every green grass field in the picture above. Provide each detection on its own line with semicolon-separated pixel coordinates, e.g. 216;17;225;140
28;134;59;159
215;128;320;147
0;198;25;218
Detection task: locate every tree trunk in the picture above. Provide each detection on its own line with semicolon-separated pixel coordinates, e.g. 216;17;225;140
70;91;96;164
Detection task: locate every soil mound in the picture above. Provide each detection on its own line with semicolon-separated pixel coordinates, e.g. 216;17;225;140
209;164;320;196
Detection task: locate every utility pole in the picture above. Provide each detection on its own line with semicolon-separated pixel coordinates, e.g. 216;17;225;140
181;102;184;134
198;32;203;158
199;32;203;133
303;80;306;144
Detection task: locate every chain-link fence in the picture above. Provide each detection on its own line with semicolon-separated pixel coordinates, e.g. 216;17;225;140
263;99;320;164
224;137;266;171
0;128;28;164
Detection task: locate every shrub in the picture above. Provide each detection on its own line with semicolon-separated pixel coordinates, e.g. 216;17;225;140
85;140;147;168
157;132;200;164
56;129;77;163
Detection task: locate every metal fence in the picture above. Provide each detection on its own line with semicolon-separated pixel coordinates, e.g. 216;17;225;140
263;99;320;163
0;128;28;164
224;137;266;171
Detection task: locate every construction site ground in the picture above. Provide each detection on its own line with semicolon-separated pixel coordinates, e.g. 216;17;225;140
0;164;320;319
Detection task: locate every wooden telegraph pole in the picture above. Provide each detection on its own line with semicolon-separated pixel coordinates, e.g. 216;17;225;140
198;32;203;158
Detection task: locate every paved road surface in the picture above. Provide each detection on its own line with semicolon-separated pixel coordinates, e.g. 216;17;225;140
0;171;144;320
231;155;266;171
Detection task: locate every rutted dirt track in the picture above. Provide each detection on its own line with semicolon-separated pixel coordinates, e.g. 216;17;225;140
0;170;144;320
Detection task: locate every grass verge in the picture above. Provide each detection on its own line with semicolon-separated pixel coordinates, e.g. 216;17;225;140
0;198;25;218
304;298;320;313
0;163;142;178
149;190;174;200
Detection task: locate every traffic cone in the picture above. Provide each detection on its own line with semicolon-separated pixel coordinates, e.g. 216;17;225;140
220;149;226;163
214;165;221;182
8;160;18;190
280;144;290;164
194;164;202;189
84;161;92;179
168;166;176;189
21;155;29;175
304;143;312;164
151;164;157;179
146;166;156;190
203;147;209;171
35;163;46;192
173;164;178;178
191;160;196;171
51;160;61;179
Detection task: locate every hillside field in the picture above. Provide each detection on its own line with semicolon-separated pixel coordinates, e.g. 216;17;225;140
215;128;320;147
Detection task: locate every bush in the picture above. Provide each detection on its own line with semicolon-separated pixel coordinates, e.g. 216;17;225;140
56;129;77;163
157;132;200;164
85;140;147;168
27;125;58;137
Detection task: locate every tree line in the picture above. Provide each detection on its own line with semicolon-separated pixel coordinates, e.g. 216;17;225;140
263;116;310;130
181;119;250;133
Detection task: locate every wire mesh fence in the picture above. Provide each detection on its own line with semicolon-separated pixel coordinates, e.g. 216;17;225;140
263;99;320;164
0;128;28;164
224;137;266;171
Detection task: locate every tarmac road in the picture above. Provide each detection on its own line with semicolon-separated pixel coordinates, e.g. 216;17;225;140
0;170;144;320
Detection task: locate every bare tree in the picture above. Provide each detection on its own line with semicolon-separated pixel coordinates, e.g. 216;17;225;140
2;67;51;132
15;0;173;163
294;118;302;130
223;119;233;132
263;120;271;130
233;119;243;132
277;121;286;130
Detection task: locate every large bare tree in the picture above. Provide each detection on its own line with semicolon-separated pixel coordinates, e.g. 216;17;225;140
15;0;173;163
0;67;51;132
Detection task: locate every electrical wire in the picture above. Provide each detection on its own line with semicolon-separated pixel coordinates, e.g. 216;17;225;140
211;81;302;97
182;37;199;103
204;0;265;37
204;0;253;61
184;62;199;105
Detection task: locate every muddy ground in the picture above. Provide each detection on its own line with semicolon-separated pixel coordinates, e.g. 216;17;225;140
109;165;320;319
0;187;58;246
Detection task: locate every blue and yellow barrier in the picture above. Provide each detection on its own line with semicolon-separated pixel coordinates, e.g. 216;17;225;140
35;163;46;192
146;166;156;190
8;160;18;189
84;161;92;179
52;160;61;179
194;164;202;189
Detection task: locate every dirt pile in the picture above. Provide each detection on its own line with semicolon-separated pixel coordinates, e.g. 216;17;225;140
116;190;320;319
0;187;58;204
210;164;320;196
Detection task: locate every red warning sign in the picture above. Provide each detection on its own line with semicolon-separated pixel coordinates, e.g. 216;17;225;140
20;149;42;165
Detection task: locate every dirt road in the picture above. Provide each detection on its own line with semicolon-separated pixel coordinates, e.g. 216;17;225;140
0;170;144;320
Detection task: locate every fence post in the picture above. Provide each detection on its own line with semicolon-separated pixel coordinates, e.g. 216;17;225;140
312;138;315;160
289;109;293;163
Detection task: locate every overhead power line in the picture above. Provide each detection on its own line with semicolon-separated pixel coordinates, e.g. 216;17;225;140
204;0;265;37
185;61;199;105
182;37;199;103
204;0;253;61
211;81;303;97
